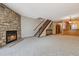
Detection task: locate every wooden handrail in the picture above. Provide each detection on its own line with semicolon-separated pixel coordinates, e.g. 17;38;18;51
38;20;51;37
33;20;45;31
34;20;51;37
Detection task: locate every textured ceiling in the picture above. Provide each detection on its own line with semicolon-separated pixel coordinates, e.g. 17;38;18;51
4;3;79;20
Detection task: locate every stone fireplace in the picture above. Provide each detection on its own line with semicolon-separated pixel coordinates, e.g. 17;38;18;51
0;4;21;46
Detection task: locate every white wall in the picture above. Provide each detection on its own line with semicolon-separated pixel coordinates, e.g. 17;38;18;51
21;16;42;38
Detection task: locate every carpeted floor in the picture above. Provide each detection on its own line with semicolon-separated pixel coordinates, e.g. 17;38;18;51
0;35;79;56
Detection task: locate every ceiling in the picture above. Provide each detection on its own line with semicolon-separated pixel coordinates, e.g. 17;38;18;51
4;3;79;20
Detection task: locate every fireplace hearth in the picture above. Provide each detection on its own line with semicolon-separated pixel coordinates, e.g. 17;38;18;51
6;31;17;44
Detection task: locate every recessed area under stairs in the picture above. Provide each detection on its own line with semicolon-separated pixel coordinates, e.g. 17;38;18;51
0;35;79;56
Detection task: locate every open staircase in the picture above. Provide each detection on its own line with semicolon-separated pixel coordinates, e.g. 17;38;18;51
34;19;52;37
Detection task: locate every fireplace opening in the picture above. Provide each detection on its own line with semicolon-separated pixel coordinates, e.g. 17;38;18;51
6;31;17;44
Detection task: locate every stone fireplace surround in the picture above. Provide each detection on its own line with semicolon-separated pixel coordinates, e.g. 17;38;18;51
0;4;21;47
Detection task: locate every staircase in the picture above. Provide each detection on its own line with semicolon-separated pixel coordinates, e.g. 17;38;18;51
34;20;51;37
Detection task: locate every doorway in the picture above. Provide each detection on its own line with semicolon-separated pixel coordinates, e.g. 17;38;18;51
56;24;61;34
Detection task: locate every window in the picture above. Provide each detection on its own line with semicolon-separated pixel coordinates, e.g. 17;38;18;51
71;24;77;30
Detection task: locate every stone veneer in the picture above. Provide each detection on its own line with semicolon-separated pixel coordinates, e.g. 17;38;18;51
0;4;21;46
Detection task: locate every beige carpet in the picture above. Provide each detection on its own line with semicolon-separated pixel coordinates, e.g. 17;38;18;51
0;35;79;56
